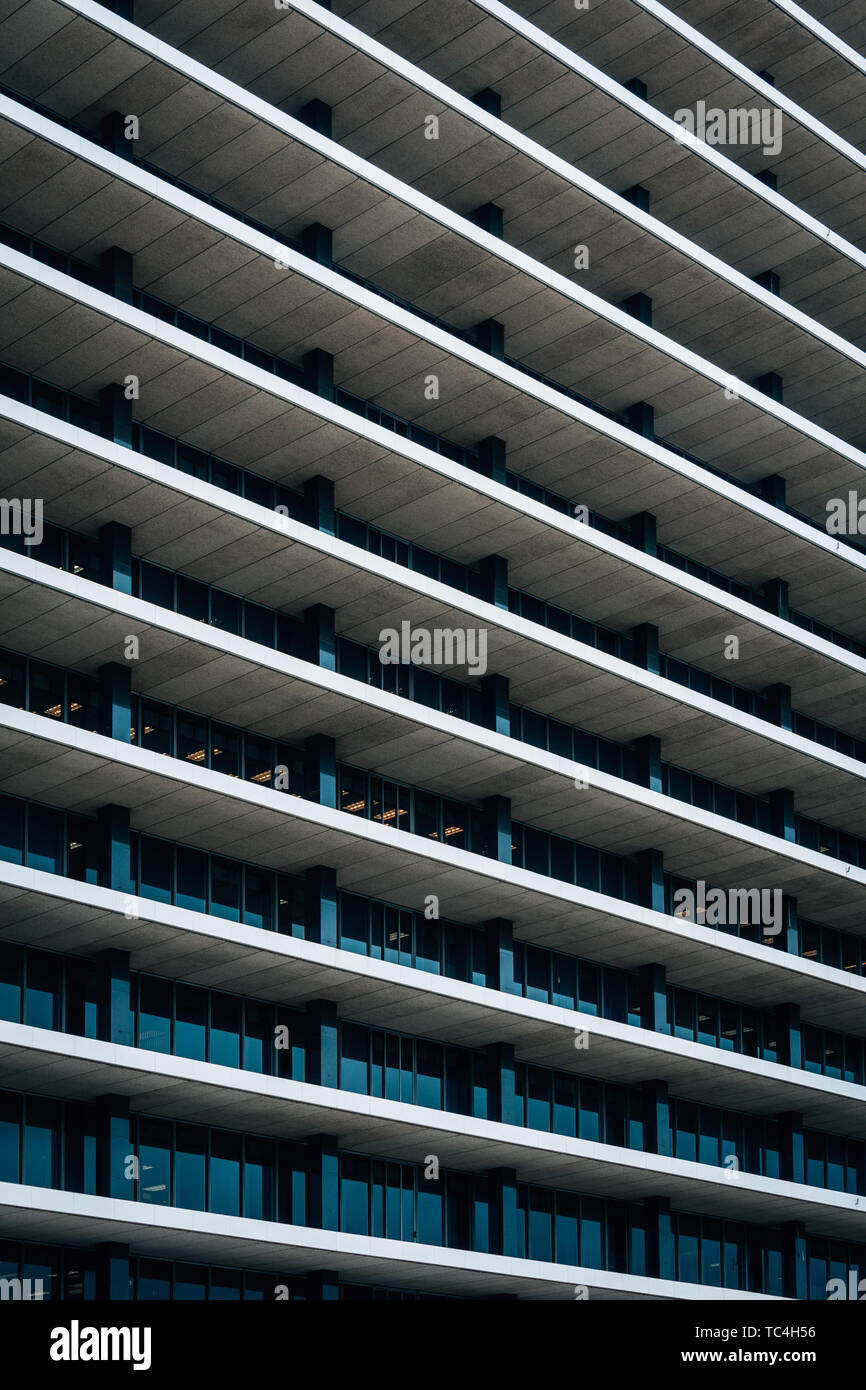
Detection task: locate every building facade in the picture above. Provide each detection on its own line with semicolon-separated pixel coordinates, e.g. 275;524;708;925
0;0;863;1301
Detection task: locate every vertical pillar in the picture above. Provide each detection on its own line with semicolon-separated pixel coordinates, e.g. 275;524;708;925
304;734;337;808
622;293;652;327
630;622;659;675
99;384;133;448
472;203;504;237
298;99;332;138
479;553;508;609
306;999;338;1089
93;1243;132;1301
768;787;795;842
776;1002;802;1070
101;247;133;305
304;475;335;535
780;895;799;955
472;88;502;118
781;1221;808;1300
777;1112;805;1184
100;111;133;160
639;962;668;1034
488;1167;520;1257
761;578;789;621
485;1042;518;1126
481;674;510;737
307;1134;339;1231
474;319;505;358
304;604;336;671
634;848;665;914
627;401;655;438
642;1079;671;1157
97;663;131;743
307;1270;340;1300
99;522;132;594
302;223;333;267
624;185;650;213
96;949;131;1047
754;269;781;296
303;348;334;401
96;804;131;895
477;435;507;486
304;866;338;947
95;1095;131;1200
758;474;786;509
482;795;511;863
629;511;657;556
645;1196;675;1281
633;735;662;794
753;372;783;403
624;78;648;100
484;918;515;994
763;682;792;731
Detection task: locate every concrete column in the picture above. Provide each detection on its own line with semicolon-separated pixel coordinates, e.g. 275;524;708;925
306;999;338;1089
304;475;335;535
758;474;786;509
482;794;511;863
768;787;795;842
484;918;515;994
99;522;132;594
633;735;662;794
96;948;131;1047
630;622;660;674
485;1042;518;1125
777;1111;805;1184
477;435;507;485
95;1095;131;1200
304;866;338;947
627;401;654;437
481;673;510;737
479;552;508;609
629;511;657;555
99;384;133;448
642;1079;671;1157
624;185;650;212
488;1167;520;1257
101;246;133;304
753;371;783;403
307;1269;340;1300
98;663;131;743
776;1003;802;1070
298;99;332;137
639;961;668;1033
307;1134;339;1231
304;604;336;671
645;1195;675;1280
763;682;792;730
94;1242;132;1300
472;88;501;118
304;734;337;808
303;348;334;401
622;292;652;326
472;203;504;237
761;577;789;620
474;318;505;358
781;1220;808;1300
635;848;665;914
302;223;333;266
96;804;131;895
